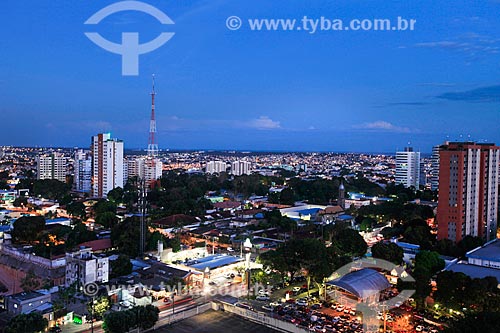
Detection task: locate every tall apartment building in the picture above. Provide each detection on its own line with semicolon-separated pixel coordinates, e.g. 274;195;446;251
65;247;109;287
231;160;252;176
126;157;162;182
74;149;92;193
91;133;124;198
205;161;227;174
430;145;441;191
36;152;66;182
395;147;420;188
437;142;499;242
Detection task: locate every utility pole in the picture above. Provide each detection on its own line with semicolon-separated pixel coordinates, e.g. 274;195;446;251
139;177;146;257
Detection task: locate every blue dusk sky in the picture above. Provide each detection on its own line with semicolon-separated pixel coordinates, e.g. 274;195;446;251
1;0;500;153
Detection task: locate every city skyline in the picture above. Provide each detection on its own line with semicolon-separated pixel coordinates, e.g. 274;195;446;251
1;0;500;152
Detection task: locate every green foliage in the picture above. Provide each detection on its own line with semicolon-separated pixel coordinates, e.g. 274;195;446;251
359;217;375;232
111;217;151;257
371;241;404;265
434;271;500;312
165;237;181;252
331;228;368;258
413;250;445;309
66;222;97;248
103;305;159;333
358;202;434;225
444;312;500;333
11;216;46;244
95;211;118;229
402;219;434;250
32;179;71;201
110;255;133;278
264;210;296;232
107;187;124;204
66;201;86;220
5;312;48;333
259;238;340;288
87;296;110;320
94;200;117;216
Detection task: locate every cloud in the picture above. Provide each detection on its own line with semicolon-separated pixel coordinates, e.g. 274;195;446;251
413;34;500;58
386;102;430;107
246;116;281;130
418;82;456;87
436;85;500;102
353;121;412;133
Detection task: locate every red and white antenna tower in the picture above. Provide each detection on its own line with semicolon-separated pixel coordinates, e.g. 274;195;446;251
147;74;158;158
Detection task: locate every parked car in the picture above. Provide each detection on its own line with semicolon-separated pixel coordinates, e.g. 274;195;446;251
256;295;270;301
296;298;308;306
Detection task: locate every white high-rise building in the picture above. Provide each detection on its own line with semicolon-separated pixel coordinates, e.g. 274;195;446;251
36;152;66;182
231;160;252;176
430;145;441;191
91;133;124;198
205;161;227;174
74;149;92;193
126;157;162;182
395;147;420;188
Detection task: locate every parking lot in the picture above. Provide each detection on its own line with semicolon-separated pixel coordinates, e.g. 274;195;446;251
156;309;279;333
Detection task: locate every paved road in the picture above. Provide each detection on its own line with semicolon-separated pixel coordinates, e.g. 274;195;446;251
155;310;279;333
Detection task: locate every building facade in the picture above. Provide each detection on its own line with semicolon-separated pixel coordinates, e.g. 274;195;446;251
395;147;420;188
65;247;109;287
36;152;66;182
205;161;227;174
126;157;162;183
437;142;499;242
430;145;441;191
91;133;124;198
231;160;252;176
74;149;92;193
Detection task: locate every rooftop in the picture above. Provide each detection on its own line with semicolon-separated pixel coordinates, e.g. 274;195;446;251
327;268;391;299
9;291;46;302
186;254;243;271
467;239;500;262
446;262;500;283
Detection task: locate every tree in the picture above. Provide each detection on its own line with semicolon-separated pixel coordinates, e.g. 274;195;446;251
331;228;367;258
137;305;160;330
66;222;97;248
32;179;71;201
371;241;404;265
87;296;110;320
111;217;150;257
20;269;41;292
95;211;118;229
359;217;375;232
110;255;132;278
94;200;117;216
5;312;48;333
107;187;124;204
279;188;295;205
11;216;46;244
103;305;159;333
66;201;86;220
413;250;444;309
444;312;500;333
